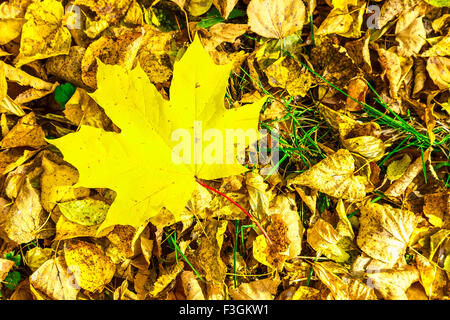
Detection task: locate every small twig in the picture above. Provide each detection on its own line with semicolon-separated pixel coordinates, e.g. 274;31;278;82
195;178;272;245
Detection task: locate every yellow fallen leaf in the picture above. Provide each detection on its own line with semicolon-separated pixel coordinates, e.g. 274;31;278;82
49;35;266;232
187;0;213;16
40;155;90;213
0;258;15;281
0;112;46;149
191;220;228;283
55;215;99;241
64;239;115;292
288;149;367;200
395;10;426;57
148;262;184;298
15;0;71;67
58;198;109;226
213;0;238;19
386;154;412;182
1;178;53;244
307;218;350;263
30;256;80;300
416;253;446;299
247;0;306;39
426;56;450;90
25;247;53;272
180;271;206;300
422;34;450;57
0;18;26;45
357;202;417;265
229;278;280;300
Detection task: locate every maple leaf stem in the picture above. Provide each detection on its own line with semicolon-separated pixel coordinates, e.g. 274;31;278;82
195;178;272;245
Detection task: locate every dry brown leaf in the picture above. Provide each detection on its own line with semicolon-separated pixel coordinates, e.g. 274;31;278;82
0;112;46;149
229;278;280;300
1;178;53;244
180;271;206;300
191;220;228;283
113;280;137;300
288;149;366;200
148;262;184;298
385;148;431;197
64;239;116;292
14;0;71;67
30;256;80;300
40;155;90;213
426;56;450;90
357;202;417;265
376;46;413;99
416;253;446;299
395;10;426;57
0;258;15;281
307;218;350;263
187;0;213;16
313;261;349;300
247;0;306;39
366;263;419;300
423;191;449;228
213;0;239;19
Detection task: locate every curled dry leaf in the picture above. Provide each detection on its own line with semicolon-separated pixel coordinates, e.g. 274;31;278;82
30;256;80;300
247;0;306;39
14;0;71;67
288;149;367;200
423;191;449;228
357;202;417;265
63;88;112;129
63;239;116;292
74;0;133;24
229;278;280;300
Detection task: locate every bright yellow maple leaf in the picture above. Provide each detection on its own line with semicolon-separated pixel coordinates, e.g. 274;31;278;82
49;35;266;232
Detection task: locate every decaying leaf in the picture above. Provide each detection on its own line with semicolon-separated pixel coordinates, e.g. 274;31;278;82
229;278;280;300
63;239;115;292
1;178;53;244
288;149;366;200
357;202;417;265
180;271;206;300
25;247;53;272
14;0;71;67
307;218;350;263
30;256;80;300
247;0;306;39
58;198;109;226
0;112;46;149
0;258;15;281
